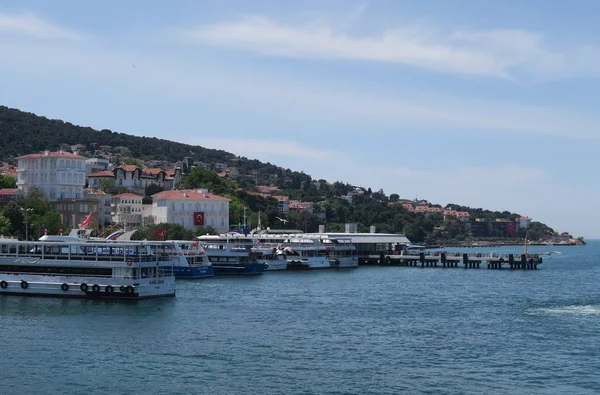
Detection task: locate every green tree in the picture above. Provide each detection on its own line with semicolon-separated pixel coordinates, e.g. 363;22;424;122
26;186;45;200
0;175;16;189
31;211;64;238
194;226;217;236
0;213;12;235
1;202;25;237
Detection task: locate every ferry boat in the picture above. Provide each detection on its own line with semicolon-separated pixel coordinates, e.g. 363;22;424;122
0;239;177;299
322;238;358;268
198;235;265;275
168;241;214;279
279;237;331;271
252;244;288;271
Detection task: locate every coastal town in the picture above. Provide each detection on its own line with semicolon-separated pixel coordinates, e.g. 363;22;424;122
0;143;584;248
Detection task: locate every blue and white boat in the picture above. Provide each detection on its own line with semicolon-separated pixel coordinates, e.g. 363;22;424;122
168;241;214;279
197;235;265;275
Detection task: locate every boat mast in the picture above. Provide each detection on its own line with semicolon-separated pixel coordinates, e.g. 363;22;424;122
257;209;262;230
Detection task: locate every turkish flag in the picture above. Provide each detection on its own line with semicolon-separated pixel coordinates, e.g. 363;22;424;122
194;211;205;226
506;222;516;236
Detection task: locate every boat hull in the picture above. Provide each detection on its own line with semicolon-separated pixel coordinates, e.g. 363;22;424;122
172;265;214;279
212;262;265;276
329;257;359;269
0;275;176;299
262;260;288;271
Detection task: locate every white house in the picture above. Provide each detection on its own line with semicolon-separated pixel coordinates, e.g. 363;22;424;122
111;192;143;229
114;165;142;190
16;150;87;201
149;189;230;232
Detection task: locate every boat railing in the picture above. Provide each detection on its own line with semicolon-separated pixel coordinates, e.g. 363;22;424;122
0;252;174;263
0;270;173;280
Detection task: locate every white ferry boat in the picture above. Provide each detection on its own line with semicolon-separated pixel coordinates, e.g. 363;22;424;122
0;239;177;299
278;237;331;271
322;238;358;268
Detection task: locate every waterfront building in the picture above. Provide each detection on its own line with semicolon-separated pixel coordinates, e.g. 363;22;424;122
149;189;230;232
16;150;86;201
111;193;143;230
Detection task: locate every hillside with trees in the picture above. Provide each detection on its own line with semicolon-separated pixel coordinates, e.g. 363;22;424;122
0;105;560;243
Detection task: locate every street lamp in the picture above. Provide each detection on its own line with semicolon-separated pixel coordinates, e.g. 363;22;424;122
20;207;33;241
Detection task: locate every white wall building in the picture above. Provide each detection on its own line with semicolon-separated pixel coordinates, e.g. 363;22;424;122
111;192;143;229
150;189;230;232
114;165;142;190
16;150;87;201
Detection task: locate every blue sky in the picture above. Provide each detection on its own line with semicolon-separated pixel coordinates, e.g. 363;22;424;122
1;1;599;237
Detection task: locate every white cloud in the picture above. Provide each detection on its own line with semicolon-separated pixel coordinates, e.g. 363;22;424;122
0;12;84;41
179;16;600;80
199;138;341;161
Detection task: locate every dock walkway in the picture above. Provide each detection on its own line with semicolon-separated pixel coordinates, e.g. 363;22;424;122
363;252;542;270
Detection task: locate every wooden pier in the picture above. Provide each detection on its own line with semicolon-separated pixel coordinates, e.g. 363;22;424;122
362;252;543;270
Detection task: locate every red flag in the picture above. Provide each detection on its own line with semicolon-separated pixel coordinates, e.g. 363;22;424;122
156;229;165;239
79;213;92;229
193;211;205;226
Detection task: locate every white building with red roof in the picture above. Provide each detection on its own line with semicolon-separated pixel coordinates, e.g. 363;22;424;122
111;192;144;229
16;150;87;201
149;189;230;231
87;165;178;191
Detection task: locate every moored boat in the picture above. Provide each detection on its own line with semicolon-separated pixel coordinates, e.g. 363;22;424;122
168;241;214;279
279;237;331;271
198;236;265;275
253;244;288;271
0;239;177;299
322;238;358;268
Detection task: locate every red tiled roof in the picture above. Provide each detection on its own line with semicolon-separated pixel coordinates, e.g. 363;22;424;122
143;168;164;176
88;170;115;177
0;188;18;196
16;151;86;160
152;190;229;201
116;165;139;172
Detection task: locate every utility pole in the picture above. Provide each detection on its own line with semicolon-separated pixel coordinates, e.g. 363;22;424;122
20;206;33;240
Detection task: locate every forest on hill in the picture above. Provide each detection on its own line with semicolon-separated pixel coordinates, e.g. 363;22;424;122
0;105;558;243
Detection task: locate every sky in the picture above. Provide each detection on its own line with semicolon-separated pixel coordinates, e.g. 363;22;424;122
1;0;599;237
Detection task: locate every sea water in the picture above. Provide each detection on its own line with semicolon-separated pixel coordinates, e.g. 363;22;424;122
1;242;600;394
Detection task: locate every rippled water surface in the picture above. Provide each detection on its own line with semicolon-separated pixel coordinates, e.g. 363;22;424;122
2;243;600;394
